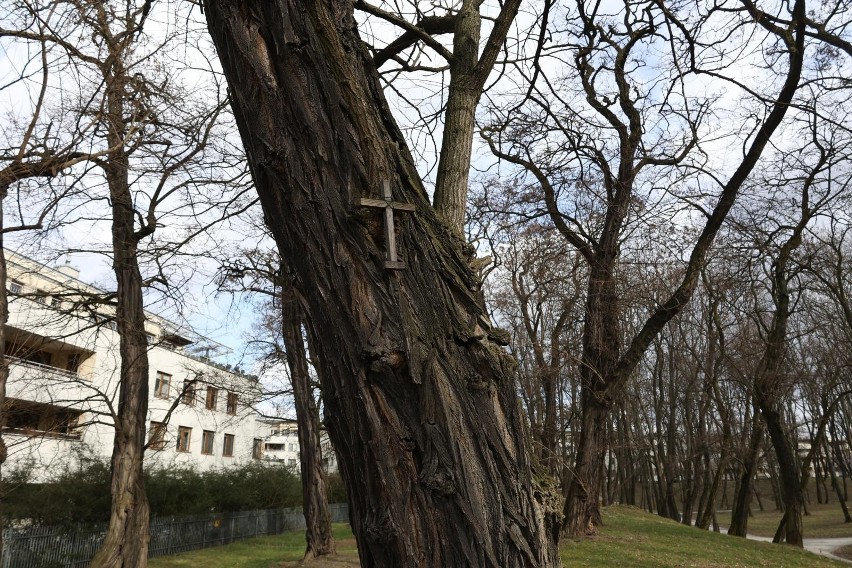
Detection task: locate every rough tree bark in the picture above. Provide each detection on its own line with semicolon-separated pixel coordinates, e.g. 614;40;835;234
89;59;151;568
205;1;560;567
281;284;336;559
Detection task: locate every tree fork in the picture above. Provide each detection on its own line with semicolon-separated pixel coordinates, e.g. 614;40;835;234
204;1;560;566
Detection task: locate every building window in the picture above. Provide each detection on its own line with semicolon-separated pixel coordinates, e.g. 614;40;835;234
3;398;82;438
222;433;235;457
226;392;238;415
205;387;218;410
202;430;215;455
9;280;23;294
34;289;48;304
148;421;166;450
154;372;171;399
51;295;62;308
287;458;296;467
252;438;263;460
176;426;191;452
181;380;196;406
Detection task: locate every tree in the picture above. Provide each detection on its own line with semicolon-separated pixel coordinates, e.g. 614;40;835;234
355;0;526;234
483;0;812;535
1;7;115;552
204;1;560;566
722;102;852;544
3;1;244;565
280;283;336;559
220;246;337;559
469;183;586;478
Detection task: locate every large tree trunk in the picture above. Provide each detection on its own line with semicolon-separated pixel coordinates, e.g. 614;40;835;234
563;255;621;534
204;2;560;566
90;69;151;568
764;407;804;546
562;391;609;534
281;285;336;559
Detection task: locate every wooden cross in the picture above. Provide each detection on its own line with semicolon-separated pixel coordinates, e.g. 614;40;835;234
359;180;415;269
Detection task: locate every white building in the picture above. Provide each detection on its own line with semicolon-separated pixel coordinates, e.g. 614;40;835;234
3;251;264;480
256;418;338;473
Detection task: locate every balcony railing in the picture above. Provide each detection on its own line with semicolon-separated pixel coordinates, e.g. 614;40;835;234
3;355;80;379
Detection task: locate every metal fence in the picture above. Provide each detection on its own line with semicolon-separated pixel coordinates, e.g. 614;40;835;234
1;503;349;568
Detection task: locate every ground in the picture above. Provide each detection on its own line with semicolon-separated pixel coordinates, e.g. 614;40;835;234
278;557;360;568
150;506;849;567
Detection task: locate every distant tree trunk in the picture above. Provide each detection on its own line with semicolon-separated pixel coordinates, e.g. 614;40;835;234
729;411;763;538
281;284;336;559
763;410;804;546
90;66;151;568
828;456;852;523
829;418;852;522
204;2;560;566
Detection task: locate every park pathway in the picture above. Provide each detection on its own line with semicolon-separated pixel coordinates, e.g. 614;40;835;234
718;526;852;564
800;536;852;564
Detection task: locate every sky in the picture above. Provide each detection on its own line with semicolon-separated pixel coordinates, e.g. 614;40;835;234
2;0;848;374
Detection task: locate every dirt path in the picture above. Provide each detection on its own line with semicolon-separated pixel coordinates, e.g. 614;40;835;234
278;554;361;568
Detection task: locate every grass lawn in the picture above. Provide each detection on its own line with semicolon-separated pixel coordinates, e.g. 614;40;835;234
149;524;358;568
729;503;852;539
563;506;844;567
150;506;845;567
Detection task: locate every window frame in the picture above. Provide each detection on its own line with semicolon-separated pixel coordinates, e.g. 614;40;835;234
252;438;263;460
181;380;197;406
201;430;215;455
176;426;192;452
9;280;23;295
222;433;235;457
205;387;218;410
148;421;166;451
226;392;238;415
154;371;172;399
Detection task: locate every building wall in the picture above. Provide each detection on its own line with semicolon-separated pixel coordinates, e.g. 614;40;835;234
3;252;262;481
256;418;338;473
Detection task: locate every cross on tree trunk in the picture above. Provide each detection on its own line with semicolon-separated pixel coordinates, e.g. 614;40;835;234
359;179;415;269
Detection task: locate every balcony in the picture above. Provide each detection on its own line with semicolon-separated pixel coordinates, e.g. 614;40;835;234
2;397;83;440
4;355;95;410
4;355;80;379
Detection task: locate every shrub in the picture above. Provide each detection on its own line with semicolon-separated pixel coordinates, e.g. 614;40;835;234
2;458;305;525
